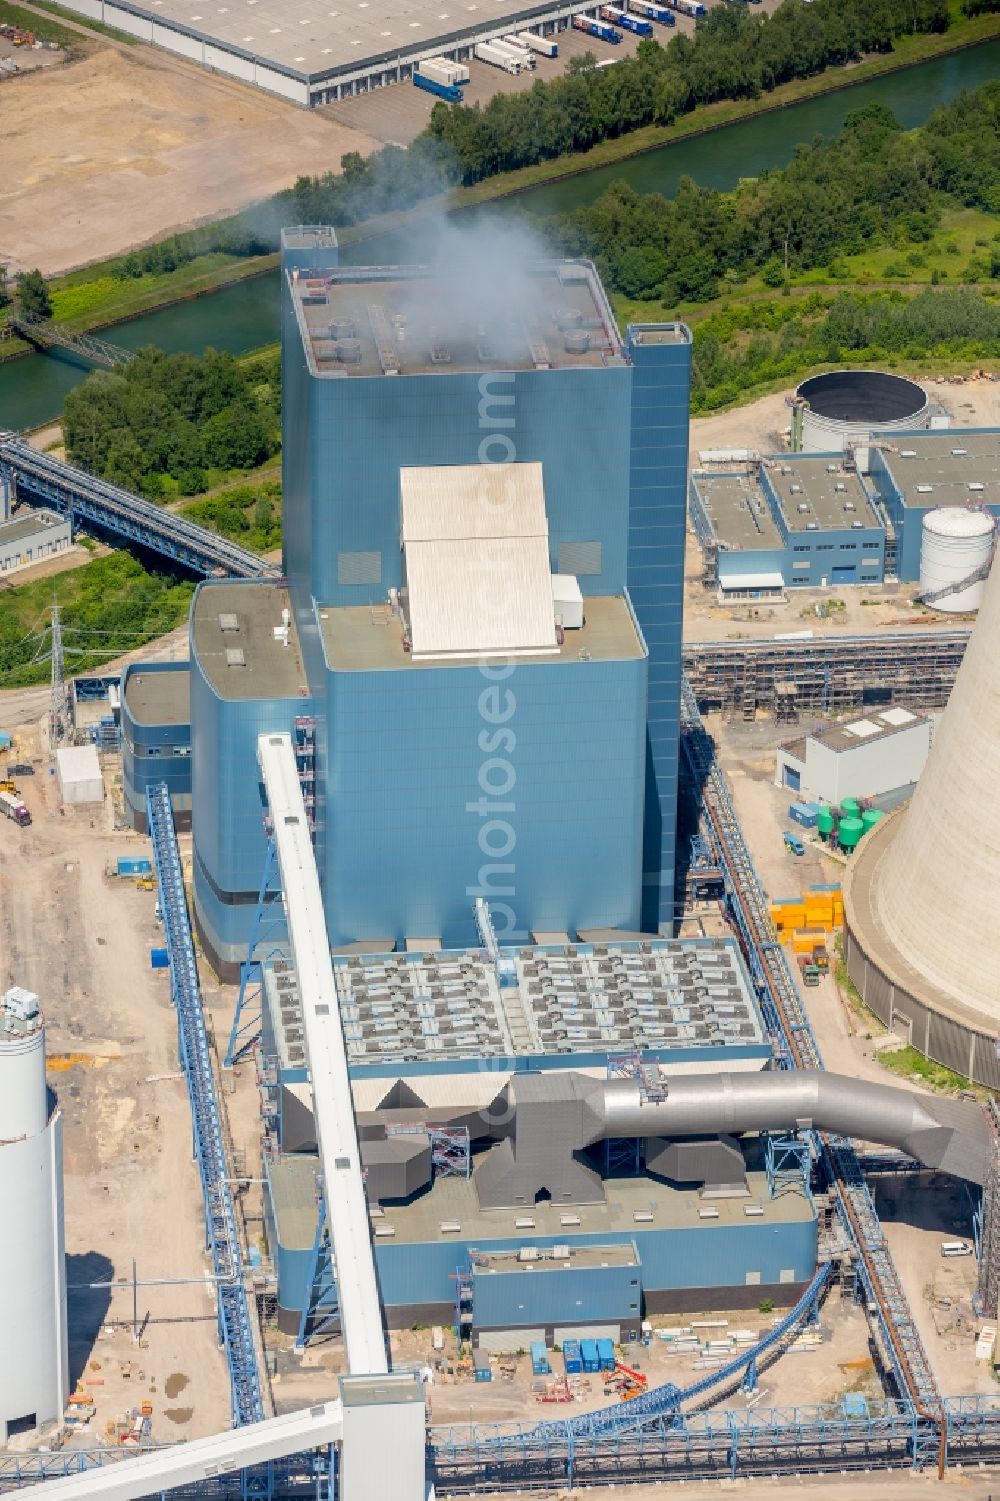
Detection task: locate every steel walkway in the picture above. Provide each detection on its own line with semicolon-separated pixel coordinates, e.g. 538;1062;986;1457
0;432;279;579
8;314;134;369
146;783;265;1429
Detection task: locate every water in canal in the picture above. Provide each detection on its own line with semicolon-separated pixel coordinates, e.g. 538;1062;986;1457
3;38;997;430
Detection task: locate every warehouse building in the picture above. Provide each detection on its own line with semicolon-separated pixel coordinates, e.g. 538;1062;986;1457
257;935;817;1334
775;706;932;806
53;0;579;105
180;228;690;977
121;662;192;832
689;454;884;596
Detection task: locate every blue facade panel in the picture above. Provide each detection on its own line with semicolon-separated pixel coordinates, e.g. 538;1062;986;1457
121;660;192;829
284;350;633;614
626;327;691;935
323;653;647;949
471;1258;642;1330
273;1214;817;1320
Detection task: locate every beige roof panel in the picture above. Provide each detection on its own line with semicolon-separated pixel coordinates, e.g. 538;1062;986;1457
400;462;547;543
401;461;558;662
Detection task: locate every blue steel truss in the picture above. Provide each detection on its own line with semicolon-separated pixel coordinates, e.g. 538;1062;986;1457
765;1133;811;1198
0;431;278;579
0;1447;334;1498
146;782;265;1428
295;1178;340;1352
226;836;288;1068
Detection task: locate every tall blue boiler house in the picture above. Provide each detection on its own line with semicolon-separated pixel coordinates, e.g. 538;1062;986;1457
186;227;691;976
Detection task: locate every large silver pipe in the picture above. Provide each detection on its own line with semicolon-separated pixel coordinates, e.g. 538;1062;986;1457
598;1070;989;1184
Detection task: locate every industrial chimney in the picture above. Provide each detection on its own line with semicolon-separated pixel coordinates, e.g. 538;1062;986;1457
0;986;68;1440
843;549;1000;1085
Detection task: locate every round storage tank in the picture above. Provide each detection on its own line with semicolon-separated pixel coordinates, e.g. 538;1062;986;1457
817;806;836;840
918;507;995;614
838;816;864;850
861;808;885;832
795;370;928;465
840;797;861;819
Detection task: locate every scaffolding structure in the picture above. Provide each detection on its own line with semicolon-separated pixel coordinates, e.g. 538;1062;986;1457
765;1134;811;1199
977;1098;1000;1320
684;630;969;717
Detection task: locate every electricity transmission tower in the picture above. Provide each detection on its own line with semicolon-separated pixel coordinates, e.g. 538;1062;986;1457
49;595;70;745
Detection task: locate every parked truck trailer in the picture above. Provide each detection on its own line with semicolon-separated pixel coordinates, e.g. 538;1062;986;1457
516;30;558;55
0;790;30;827
474;39;521;71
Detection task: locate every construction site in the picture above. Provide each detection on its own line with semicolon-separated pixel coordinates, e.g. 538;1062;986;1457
3;228;1000;1501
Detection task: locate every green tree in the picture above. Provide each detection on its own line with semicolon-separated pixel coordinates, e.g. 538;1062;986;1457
15;269;51;320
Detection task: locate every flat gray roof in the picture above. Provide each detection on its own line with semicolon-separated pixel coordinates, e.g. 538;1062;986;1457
691;471;784;553
295;262;626;378
0;510;67;546
764;458;876;534
372;1166;812;1245
193;583;307;701
786;705;927;758
124;665;191;728
268;1156;812;1252
878;431;1000;510
319;594;644;673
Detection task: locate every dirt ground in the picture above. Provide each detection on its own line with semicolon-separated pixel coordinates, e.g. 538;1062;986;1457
0;42;378;276
0;717;233;1449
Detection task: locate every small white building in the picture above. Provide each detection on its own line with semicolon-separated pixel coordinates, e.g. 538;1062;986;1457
775;706;932;806
55;745;104;805
0;510;72;576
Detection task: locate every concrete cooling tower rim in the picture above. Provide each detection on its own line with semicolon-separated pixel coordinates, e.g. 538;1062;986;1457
843;812;1000;1084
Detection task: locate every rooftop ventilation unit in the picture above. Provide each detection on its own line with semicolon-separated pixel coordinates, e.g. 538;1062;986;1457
835;482;847;493
335;339;363;365
791;484;803;494
218;613;239;632
564;329;590;355
796;503;810;514
901;449;917;458
969;482;985;492
916;485;934;494
225;648;246;668
952;448;968;457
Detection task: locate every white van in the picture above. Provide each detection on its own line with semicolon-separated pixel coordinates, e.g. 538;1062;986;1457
940;1240;973;1257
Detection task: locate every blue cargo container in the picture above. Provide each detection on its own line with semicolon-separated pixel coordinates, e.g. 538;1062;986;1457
788;801;819;829
117;856;153;876
580;1339;601;1373
412;71;463;102
473;1350;492;1382
530;1341;550;1376
596;1337;616;1372
562;1339;582;1374
150;948;169;969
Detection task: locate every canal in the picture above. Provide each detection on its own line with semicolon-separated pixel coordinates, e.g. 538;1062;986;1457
2;37;998;431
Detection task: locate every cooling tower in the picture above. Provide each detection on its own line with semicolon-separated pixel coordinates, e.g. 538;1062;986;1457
843;548;1000;1086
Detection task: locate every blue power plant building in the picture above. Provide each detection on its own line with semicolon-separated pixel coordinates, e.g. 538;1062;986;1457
165;226;692;974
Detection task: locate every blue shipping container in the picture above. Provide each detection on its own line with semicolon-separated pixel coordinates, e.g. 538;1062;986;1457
562;1340;582;1374
530;1341;550;1375
150;948;169;969
788;801;818;829
596;1338;616;1371
118;857;153;876
580;1339;601;1373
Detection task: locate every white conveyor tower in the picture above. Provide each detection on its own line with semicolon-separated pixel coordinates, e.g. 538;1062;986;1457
22;734;426;1501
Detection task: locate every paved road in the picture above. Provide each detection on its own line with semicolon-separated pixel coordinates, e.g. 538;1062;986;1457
471;1472;1000;1500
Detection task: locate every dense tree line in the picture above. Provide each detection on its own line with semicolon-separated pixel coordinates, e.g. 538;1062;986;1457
537;85;1000;304
63;348;280;498
182;480;282;552
285;0;949;224
692;288;1000;410
109;223;274;282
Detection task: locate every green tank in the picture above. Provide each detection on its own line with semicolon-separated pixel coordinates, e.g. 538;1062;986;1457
838;816;864;851
861;808;885;832
840;797;861;819
816;806;836;839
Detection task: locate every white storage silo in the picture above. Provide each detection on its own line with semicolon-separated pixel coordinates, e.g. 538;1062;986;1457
0;987;68;1441
919;507;995;613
